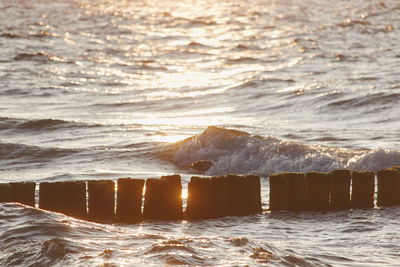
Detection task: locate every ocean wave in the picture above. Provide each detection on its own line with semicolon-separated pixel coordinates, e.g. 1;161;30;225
337;18;370;28
17;119;72;131
146;240;198;254
186;41;210;48
0;142;78;161
227;77;296;92
0;117;100;132
250;247;282;264
326;92;400;110
174;17;217;27
0;32;22;39
144;237;218;266
13;51;64;63
224;56;274;64
0;203;82;267
30;31;61;39
0;31;60;40
148;252;210;266
158;126;400;176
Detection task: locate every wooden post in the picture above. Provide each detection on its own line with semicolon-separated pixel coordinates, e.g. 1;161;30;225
286;172;307;211
269;173;290;211
160;174;183;220
246;175;262;213
0;183;11;203
330;170;351;210
351;171;375;209
186;177;212;220
88;180;115;222
39;182;63;212
116;178;144;223
377;169;400;207
10;182;36;206
211;176;229;218
143;178;163;220
306;172;331;211
227;175;248;216
63;181;87;219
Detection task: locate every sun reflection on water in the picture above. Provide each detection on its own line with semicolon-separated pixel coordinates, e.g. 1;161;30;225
40;0;299;138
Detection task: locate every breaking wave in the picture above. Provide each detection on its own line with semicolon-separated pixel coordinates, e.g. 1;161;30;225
159;126;400;176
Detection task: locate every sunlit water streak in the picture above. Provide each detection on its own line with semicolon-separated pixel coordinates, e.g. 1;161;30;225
0;0;400;265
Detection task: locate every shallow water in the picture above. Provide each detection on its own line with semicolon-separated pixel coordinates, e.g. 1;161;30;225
2;201;400;266
1;0;400;265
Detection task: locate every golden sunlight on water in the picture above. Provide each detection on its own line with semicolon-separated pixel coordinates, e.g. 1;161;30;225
80;0;291;100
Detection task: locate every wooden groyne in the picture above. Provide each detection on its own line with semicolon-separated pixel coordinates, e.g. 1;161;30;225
0;174;261;223
1;167;400;223
270;167;400;211
186;175;261;220
270;170;372;211
39;181;87;219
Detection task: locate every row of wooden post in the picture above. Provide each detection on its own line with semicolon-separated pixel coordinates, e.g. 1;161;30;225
270;167;400;211
0;174;261;223
1;167;400;223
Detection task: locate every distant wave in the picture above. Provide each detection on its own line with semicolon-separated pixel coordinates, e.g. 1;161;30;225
158;126;400;176
0;117;100;132
225;56;261;63
0;33;22;39
327;92;400;109
1;31;60;40
0;142;78;161
13;51;64;63
226;77;296;92
186;41;210;48
17;118;72;131
174;17;217;27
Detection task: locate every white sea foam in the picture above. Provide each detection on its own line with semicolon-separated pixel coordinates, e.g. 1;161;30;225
163;126;400;176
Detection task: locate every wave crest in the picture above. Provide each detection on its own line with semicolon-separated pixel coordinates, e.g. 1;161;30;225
159;126;400;176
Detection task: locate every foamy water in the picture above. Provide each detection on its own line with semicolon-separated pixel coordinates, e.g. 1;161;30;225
1;0;400;265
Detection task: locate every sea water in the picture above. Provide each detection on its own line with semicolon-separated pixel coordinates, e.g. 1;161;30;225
1;0;400;265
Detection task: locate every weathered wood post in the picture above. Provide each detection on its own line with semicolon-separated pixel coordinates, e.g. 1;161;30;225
246;175;262;213
306;172;331;211
116;178;144;223
39;182;62;212
10;182;36;206
269;173;290;211
63;181;87;219
377;169;400;207
227;174;248;216
0;183;12;203
351;171;375;209
161;174;183;220
40;181;87;219
330;170;351;210
186;177;212;219
211;176;229;218
286;172;307;211
143;178;164;220
269;172;306;211
88;180;115;222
